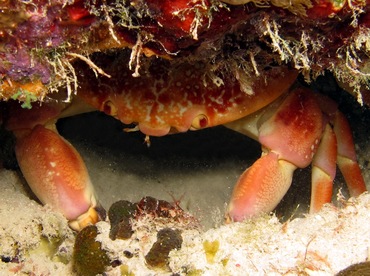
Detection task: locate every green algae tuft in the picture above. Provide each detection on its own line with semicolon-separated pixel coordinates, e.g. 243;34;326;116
108;200;137;240
73;225;110;276
145;228;183;269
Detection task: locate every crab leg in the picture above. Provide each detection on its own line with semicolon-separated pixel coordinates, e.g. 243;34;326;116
333;112;367;197
15;124;100;231
310;124;337;213
310;110;366;213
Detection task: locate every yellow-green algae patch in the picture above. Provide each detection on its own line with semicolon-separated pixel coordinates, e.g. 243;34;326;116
73;225;110;276
145;228;183;269
120;264;135;276
203;240;219;264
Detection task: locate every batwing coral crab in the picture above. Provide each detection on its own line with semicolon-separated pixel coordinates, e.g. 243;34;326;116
0;0;369;231
2;52;367;230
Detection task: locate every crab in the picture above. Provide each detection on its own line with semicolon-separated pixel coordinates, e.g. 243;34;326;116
1;51;367;231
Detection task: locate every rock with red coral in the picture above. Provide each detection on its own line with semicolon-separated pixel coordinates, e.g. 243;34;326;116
1;1;369;103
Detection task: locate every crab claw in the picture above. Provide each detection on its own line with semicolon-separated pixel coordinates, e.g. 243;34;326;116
227;87;366;222
228;152;296;221
227;88;326;221
15;124;101;231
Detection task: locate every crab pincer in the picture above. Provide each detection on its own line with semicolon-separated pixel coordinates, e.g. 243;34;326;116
15;124;101;231
227;88;366;221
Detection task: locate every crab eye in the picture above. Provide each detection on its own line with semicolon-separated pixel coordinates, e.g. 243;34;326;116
191;114;208;130
102;100;117;116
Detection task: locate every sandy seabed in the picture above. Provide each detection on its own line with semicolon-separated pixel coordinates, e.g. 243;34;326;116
1;94;370;275
1;168;370;275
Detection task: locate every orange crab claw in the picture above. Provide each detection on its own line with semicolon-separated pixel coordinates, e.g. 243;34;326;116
227;88;332;221
227;86;366;222
225;88;362;221
228;152;296;222
15;124;100;231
